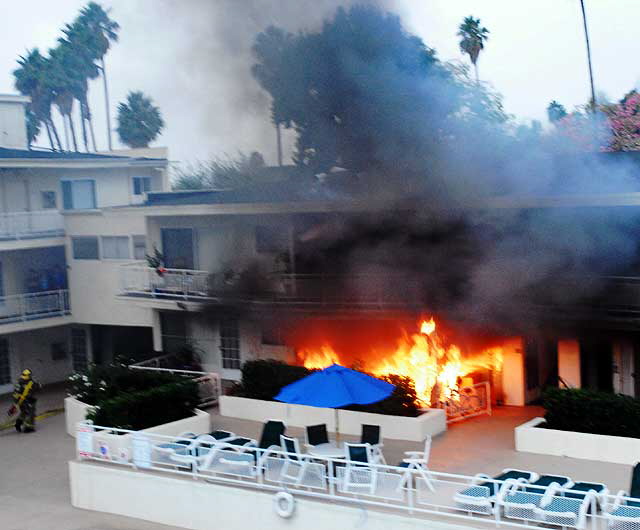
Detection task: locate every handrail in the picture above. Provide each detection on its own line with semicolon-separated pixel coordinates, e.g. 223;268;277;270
0;209;64;240
128;359;221;407
0;289;70;324
76;419;614;530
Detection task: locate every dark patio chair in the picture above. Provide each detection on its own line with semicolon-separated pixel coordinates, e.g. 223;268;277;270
361;424;385;464
305;424;329;448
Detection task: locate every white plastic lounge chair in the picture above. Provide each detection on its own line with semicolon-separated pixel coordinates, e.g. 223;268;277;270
499;474;573;522
454;468;538;515
305;424;329;450
534;485;597;529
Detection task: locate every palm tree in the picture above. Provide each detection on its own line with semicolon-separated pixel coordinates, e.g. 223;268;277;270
579;0;597;111
252;26;294;166
547;100;568;123
61;22;101;151
457;16;489;84
47;46;79;151
76;2;119;151
116;91;164;148
13;49;62;150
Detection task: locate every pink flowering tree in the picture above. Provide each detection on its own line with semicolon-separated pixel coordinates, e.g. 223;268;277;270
602;91;640;151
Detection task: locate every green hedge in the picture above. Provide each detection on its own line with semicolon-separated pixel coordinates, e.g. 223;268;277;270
542;387;640;438
87;380;200;431
69;364;186;406
231;359;420;417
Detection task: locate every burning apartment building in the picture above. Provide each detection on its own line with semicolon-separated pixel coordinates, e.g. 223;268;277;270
102;152;640;410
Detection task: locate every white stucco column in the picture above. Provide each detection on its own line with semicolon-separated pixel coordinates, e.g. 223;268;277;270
152;309;162;352
558;339;581;389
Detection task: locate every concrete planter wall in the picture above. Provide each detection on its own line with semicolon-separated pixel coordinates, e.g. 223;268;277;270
65;396;95;437
219;395;446;441
515;417;640;465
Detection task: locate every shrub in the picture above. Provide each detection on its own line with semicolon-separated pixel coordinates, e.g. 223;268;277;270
233;359;420;417
87;380;199;431
68;364;185;406
234;359;311;401
542;387;640;438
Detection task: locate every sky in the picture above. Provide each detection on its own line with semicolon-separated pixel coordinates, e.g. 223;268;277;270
1;0;639;170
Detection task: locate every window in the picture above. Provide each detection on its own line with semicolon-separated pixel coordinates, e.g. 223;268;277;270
220;318;240;369
261;324;286;346
101;236;130;260
0;339;10;384
71;328;88;372
161;228;195;269
41;191;57;209
133;235;147;260
62;179;96;210
0;261;4;298
133;176;152;195
255;225;288;253
72;237;99;260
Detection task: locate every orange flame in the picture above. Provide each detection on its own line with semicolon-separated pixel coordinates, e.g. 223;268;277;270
297;317;503;407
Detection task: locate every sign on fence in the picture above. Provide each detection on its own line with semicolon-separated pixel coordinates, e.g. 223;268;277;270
76;424;94;458
132;435;152;469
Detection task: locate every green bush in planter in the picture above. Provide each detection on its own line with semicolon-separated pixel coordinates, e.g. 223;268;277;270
69;364;186;406
542;387;640;438
87;380;200;431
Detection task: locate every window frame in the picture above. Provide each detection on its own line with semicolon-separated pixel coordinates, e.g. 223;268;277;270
0;338;10;385
72;236;100;260
41;190;57;209
133;176;152;196
220;318;241;370
132;235;147;260
101;236;131;260
61;179;97;210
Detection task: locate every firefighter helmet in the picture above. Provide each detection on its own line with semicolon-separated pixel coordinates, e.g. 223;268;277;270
20;369;32;380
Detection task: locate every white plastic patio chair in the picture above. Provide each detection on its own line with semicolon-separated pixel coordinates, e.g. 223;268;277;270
279;435;315;485
340;442;378;496
397;435;433;492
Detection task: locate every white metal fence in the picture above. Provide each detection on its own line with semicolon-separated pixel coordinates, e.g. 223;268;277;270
119;263;211;299
0;210;64;240
0;289;70;324
442;382;492;424
129;359;221;407
76;421;631;530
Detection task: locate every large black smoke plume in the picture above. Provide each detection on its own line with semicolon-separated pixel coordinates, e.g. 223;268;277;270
184;3;640;330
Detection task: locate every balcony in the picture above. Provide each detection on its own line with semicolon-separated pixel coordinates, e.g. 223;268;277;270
118;264;421;309
0;289;71;325
0;210;65;241
119;263;211;300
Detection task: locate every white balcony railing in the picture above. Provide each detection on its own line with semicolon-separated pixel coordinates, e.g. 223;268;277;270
119;263;211;300
0;289;70;324
0;210;65;240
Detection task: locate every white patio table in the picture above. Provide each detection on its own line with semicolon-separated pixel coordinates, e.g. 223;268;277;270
307;442;346;459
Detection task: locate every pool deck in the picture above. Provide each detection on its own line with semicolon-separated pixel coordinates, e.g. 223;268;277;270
0;386;632;529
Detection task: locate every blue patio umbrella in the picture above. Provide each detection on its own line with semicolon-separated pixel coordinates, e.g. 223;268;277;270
275;364;395;440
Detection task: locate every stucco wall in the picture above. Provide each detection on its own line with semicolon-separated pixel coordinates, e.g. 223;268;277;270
64;209;153;327
70;460;469;530
0;166;163;214
0;323;91;394
0;100;27;149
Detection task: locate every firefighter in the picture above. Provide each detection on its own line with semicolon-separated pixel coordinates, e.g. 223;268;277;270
8;369;40;433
